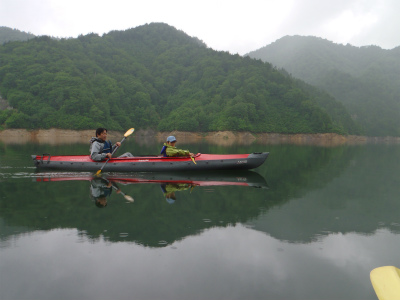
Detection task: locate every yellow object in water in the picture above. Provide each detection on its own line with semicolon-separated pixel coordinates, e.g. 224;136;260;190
370;266;400;300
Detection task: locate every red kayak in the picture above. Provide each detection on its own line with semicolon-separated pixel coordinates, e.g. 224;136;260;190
32;152;269;172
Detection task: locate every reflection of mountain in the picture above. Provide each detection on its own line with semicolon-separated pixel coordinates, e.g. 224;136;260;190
0;170;270;247
0;218;33;244
3;144;398;247
248;144;400;243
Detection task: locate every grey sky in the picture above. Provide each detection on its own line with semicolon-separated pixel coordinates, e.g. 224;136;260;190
1;0;399;54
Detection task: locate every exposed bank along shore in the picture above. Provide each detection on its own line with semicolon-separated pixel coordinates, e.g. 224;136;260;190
0;129;399;146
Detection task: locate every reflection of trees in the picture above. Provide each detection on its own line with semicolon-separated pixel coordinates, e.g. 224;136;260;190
0;143;360;248
249;144;400;243
3;143;399;247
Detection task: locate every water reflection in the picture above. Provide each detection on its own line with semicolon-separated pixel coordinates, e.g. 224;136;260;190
0;170;269;247
35;171;268;208
160;182;192;204
89;176;134;208
1;142;400;299
2;143;400;249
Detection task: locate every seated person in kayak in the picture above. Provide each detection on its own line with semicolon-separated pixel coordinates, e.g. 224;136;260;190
90;127;133;161
160;135;194;157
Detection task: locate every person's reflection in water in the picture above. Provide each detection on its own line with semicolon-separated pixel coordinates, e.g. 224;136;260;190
160;182;193;204
90;177;121;208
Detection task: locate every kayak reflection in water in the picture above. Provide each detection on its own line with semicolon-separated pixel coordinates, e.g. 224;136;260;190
160;182;193;204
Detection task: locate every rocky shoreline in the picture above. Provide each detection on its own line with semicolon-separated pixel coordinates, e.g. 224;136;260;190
0;128;399;146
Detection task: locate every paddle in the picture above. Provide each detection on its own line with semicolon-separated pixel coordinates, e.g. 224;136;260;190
115;187;134;202
191;156;197;165
370;266;400;300
95;128;135;175
106;178;134;202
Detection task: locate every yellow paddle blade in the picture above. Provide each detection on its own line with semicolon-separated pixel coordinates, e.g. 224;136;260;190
191;157;196;164
370;266;400;300
95;169;102;176
124;128;135;137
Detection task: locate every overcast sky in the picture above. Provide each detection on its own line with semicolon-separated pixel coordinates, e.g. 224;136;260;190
1;0;399;55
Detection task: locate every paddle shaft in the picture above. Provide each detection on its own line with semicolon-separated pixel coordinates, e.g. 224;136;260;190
111;185;134;202
97;136;127;173
102;176;134;202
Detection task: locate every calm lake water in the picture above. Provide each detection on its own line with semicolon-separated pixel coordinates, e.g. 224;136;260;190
0;138;399;300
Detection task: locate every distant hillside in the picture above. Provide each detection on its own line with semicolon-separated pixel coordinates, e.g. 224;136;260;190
0;27;35;44
0;24;358;134
247;35;400;136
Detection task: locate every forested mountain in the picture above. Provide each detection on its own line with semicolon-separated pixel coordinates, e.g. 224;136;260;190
0;27;35;44
247;36;400;136
0;23;359;134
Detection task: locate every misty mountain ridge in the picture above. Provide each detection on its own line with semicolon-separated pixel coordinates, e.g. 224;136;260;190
0;27;36;44
247;35;400;136
247;35;399;79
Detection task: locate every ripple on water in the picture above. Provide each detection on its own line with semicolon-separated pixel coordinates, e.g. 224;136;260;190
1;171;94;181
0;172;34;179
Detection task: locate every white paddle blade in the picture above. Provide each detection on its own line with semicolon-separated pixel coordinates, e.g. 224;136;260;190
124;195;134;202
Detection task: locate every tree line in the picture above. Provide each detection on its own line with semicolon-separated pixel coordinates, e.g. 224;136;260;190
0;23;359;135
